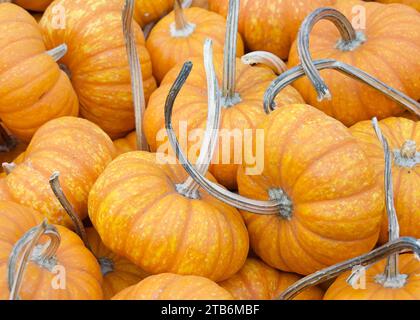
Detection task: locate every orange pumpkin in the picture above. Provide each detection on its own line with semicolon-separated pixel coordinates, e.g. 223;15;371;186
350;117;420;243
147;0;244;83
0;3;79;142
3;117;116;227
112;273;233;300
113;131;138;156
208;0;334;59
288;0;420;126
375;0;420;11
39;0;157;138
134;0;175;28
219;258;324;300
0;201;103;300
13;0;53;11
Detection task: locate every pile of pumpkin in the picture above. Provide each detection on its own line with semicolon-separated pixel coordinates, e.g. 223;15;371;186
0;0;419;301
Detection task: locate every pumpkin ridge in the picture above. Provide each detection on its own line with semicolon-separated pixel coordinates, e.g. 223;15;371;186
0;35;43;58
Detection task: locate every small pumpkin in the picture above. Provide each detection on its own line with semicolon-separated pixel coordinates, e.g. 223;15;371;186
113;273;234;300
12;0;53;12
147;0;244;83
39;0;157;138
134;0;175;28
219;258;324;300
375;0;420;11
208;0;334;59
288;1;420;126
3;117;116;227
0;3;79;142
350;117;419;243
0;201;103;300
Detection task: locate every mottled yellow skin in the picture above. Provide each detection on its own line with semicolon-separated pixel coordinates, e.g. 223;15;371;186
89;151;249;282
237;105;383;275
14;0;53;12
147;7;244;83
350;118;420;243
112;273;233;300
376;0;420;11
134;0;175;27
324;254;420;300
87;228;149;300
113;131;138;156
209;0;334;59
288;0;420;126
219;258;324;300
144;54;304;190
4;117;116;227
0;4;79;142
0;201;103;300
40;0;157;138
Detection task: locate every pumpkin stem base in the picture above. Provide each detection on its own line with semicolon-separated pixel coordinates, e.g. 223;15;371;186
31;244;58;272
170;22;196;38
176;183;201;200
394;140;419;169
375;273;408;289
221;92;242;108
98;257;115;276
268;188;293;220
336;31;366;51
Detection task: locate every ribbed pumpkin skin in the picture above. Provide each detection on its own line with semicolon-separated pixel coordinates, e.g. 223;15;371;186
87;228;149;300
113;132;138;156
237;104;383;275
324;254;420;300
144;55;304;190
40;0;157;138
134;0;174;27
112;273;234;300
0;201;103;300
288;0;420;127
350;118;420;244
4;117;116;227
14;0;53;11
376;0;420;11
89;151;249;282
208;0;334;59
0;4;79;143
147;7;244;83
219;258;324;300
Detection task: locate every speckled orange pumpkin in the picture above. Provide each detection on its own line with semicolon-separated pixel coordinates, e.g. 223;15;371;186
39;0;157;138
0;3;79;142
219;258;324;300
144;55;304;190
147;1;244;83
4;117;116;227
0;201;103;300
208;0;334;59
112;273;233;300
113;132;138;156
288;0;420;126
89;151;249;282
14;0;53;11
350;117;420;243
134;0;175;27
237;104;383;275
324;254;420;300
376;0;420;11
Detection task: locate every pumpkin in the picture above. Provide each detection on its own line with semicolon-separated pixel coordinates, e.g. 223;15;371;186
350;117;419;243
134;0;175;28
12;0;53;12
219;258;324;300
147;0;244;83
0;3;79;143
0;201;103;300
288;0;420;126
112;273;233;300
39;0;157;138
114;131;138;156
145;0;304;190
3;117;116;227
208;0;334;59
375;0;420;11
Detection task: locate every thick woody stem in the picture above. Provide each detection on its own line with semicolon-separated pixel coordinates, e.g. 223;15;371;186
165;62;284;215
171;0;196;37
372;118;407;288
8;220;61;300
122;0;148;151
278;237;420;300
2;162;16;175
49;172;91;251
222;0;241;107
46;44;68;62
297;7;366;101
175;39;221;199
0;124;16;153
241;51;288;75
264;59;420;116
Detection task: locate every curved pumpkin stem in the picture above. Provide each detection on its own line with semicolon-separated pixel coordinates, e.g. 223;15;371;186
46;44;68;62
172;0;196;37
297;7;365;101
222;0;241;107
241;51;288;75
122;0;148;151
277;237;420;300
8;220;61;300
175;39;221;199
2;162;16;175
49;172;91;250
372;118;407;288
263;59;420;116
0;124;17;153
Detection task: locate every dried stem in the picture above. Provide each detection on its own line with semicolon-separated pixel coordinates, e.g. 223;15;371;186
241;51;288;75
174;0;187;30
46;44;68;62
2;162;16;175
122;0;148;151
